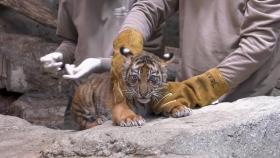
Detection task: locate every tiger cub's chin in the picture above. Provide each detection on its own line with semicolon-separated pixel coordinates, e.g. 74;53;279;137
137;98;151;104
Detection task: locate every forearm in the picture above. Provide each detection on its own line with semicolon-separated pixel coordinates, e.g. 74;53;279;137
55;0;78;64
56;40;76;64
217;0;280;89
97;58;111;72
122;0;178;40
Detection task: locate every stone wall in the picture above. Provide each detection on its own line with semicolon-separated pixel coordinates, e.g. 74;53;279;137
0;2;67;128
1;96;280;158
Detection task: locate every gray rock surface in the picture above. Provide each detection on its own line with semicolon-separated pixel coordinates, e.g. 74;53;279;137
0;7;58;42
0;33;71;95
0;96;280;158
8;92;67;129
0;115;64;158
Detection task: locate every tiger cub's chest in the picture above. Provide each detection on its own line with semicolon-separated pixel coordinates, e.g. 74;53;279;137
131;102;153;117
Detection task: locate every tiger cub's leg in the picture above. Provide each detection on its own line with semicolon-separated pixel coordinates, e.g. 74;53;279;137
112;101;145;127
75;115;107;130
170;104;192;118
71;84;109;130
153;97;192;118
111;57;145;127
71;104;110;130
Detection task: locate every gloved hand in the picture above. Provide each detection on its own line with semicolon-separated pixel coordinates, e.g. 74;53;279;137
63;58;102;79
111;28;146;126
40;52;63;73
112;27;144;103
113;27;143;55
152;68;229;114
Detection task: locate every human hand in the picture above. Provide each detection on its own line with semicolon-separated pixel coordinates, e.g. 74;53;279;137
63;58;102;79
153;68;229;114
40;52;63;73
113;27;143;55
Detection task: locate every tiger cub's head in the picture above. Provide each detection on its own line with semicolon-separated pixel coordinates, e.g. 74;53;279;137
120;48;173;105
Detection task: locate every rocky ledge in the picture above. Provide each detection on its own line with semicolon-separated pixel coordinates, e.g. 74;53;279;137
0;96;280;158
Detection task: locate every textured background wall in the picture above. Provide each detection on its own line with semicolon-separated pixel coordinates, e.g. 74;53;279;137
0;1;180;129
0;0;179;93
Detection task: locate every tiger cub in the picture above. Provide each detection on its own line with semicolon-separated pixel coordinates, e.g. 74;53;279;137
71;50;190;130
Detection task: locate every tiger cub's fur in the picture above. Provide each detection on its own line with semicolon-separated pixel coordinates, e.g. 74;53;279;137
71;51;173;130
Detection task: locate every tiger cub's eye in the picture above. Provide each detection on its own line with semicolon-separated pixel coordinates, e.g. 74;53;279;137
149;75;159;85
130;74;139;82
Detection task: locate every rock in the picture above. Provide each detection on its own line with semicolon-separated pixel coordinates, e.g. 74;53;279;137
0;33;70;95
0;33;70;127
0;7;59;42
8;92;67;129
272;87;280;96
0;89;20;115
0;96;280;158
0;114;64;158
0;0;58;28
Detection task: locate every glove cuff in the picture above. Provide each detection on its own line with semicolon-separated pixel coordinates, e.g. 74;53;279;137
99;58;112;72
56;40;76;64
204;68;229;98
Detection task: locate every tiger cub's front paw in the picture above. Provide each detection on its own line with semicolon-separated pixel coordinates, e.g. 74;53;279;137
119;114;145;127
170;105;191;118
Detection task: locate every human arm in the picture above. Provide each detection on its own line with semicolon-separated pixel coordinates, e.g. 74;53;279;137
217;0;280;89
121;0;178;41
155;0;280;110
63;57;111;79
112;0;179;90
40;40;76;73
54;0;77;65
40;0;77;73
111;0;181;126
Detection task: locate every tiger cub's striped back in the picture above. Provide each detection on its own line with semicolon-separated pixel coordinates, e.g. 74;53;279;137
71;51;172;130
71;72;113;130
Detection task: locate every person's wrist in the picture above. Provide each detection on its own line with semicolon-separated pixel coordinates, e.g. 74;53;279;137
99;58;112;71
204;68;229;94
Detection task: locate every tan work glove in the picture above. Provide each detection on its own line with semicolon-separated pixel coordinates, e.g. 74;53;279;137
111;28;144;104
111;28;147;126
152;68;229;114
113;28;144;55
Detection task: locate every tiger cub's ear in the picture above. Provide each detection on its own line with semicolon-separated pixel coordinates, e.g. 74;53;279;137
160;52;174;66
